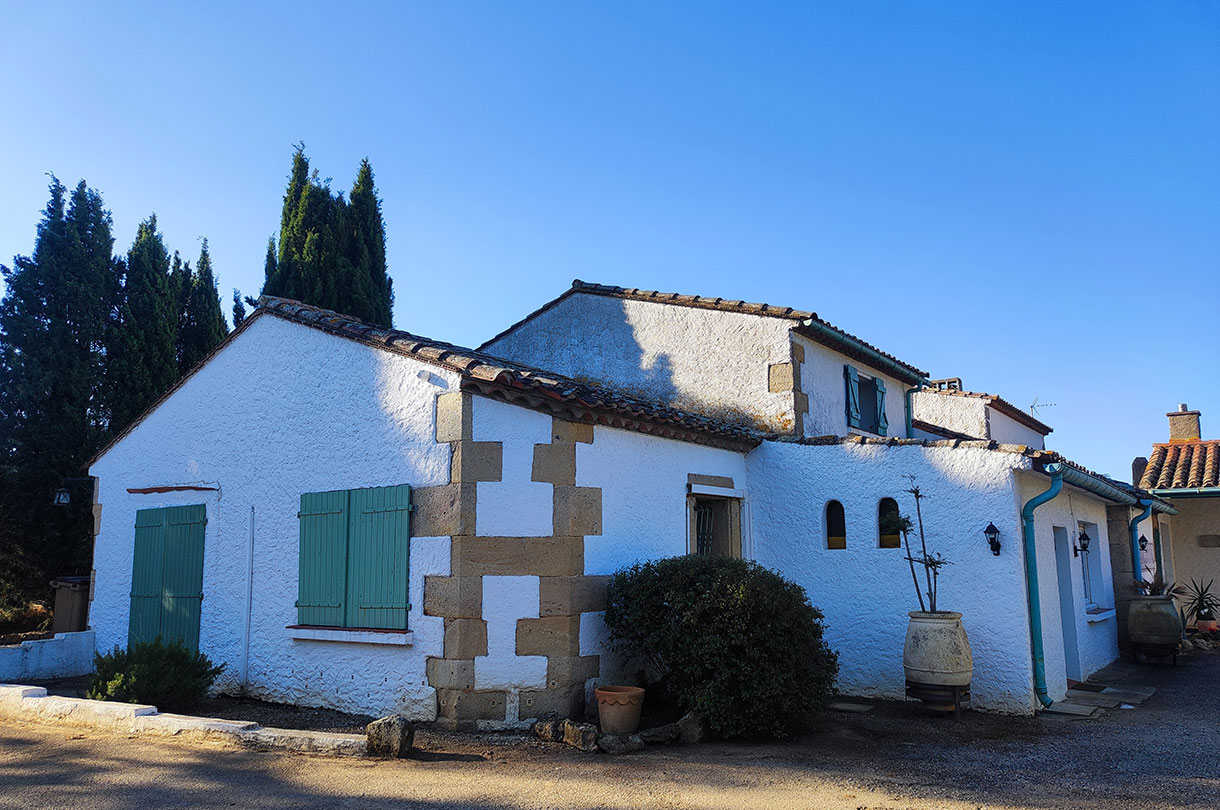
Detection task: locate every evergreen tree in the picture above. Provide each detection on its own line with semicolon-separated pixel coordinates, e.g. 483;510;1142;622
0;178;120;590
261;146;393;326
107;215;178;431
231;289;247;327
176;239;228;374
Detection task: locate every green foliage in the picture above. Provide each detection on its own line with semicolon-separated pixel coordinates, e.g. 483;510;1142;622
176;239;228;374
262;146;393;326
231;288;247;326
87;639;225;712
1181;579;1220;624
107;215;179;432
0;600;52;634
604;555;838;739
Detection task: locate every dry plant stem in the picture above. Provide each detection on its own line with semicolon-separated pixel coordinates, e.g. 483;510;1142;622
902;528;926;612
912;488;935;612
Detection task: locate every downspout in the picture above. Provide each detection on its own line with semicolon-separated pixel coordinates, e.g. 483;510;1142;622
905;387;918;439
241;506;255;694
1129;500;1153;580
1020;465;1063;709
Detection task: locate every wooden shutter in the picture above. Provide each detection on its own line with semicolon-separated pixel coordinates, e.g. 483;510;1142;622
297;490;349;627
346;484;411;630
128;504;206;651
875;377;888;437
129;509;167;646
844;365;861;429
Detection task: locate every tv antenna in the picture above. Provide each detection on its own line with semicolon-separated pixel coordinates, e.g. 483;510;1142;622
1030;396;1057;419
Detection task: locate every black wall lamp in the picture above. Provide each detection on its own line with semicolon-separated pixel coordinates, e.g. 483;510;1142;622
1139;535;1149;552
1074;529;1091;558
984;522;1001;556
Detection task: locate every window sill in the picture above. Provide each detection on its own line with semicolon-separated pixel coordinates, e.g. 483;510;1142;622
287;626;414;645
1085;607;1116;624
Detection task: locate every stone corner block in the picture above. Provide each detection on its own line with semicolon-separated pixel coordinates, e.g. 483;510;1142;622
520;687;585;721
552;418;594;445
532;442;576;486
412;483;476;537
539;575;609;616
424;575;483;619
444;618;488;659
516;616;580;658
553;486;602;537
425;657;475;691
452;441;503;483
768;362;796;393
435;392;472;443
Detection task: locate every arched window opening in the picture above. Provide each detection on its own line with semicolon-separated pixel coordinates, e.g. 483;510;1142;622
878;498;902;549
826;501;846;550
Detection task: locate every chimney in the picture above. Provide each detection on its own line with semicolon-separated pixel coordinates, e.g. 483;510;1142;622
1132;456;1149;486
1167;403;1201;443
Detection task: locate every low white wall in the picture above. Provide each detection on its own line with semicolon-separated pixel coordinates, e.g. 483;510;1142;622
747;441;1036;713
0;631;95;682
987;408;1046;450
89;315;455;719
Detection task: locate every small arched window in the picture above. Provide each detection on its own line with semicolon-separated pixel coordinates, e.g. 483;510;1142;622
826;500;846;549
878;498;902;549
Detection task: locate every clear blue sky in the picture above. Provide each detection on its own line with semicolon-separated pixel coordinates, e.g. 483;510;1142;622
2;3;1216;482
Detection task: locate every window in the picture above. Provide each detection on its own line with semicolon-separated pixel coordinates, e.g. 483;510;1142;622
689;496;741;558
878;498;902;549
297;484;412;630
844;365;888;436
826;500;846;549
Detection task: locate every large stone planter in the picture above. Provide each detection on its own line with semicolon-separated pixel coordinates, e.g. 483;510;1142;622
1127;595;1182;648
903;611;972;711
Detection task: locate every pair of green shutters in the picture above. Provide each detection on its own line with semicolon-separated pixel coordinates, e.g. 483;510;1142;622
128;504;207;651
844;365;888;436
296;484;412;630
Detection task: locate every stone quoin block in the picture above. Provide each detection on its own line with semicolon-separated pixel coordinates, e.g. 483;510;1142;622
435;688;509;729
449;536;583;578
515;615;581;658
793;391;810;414
435;392;472;443
451;441;503;483
443;618;488;659
686;473;735;489
552;487;602;537
545;655;600;689
552;417;594;445
790;340;805;363
519;686;585;721
531;441;577;486
423;575;483;619
538;575;610;616
425;657;475;691
411;483;476;537
768;362;797;393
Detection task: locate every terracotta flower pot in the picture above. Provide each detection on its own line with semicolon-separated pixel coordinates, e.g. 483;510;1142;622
595;685;645;734
903;611;973;687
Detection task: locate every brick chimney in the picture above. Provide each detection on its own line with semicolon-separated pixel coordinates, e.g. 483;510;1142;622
1132;456;1148;486
1167;403;1201;443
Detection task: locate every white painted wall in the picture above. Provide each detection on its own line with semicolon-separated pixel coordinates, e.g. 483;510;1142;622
472;397;553;537
1161;499;1220;598
987;408;1047;450
747;441;1038;713
89;315;456;719
910;392;987;440
794;334;910;439
0;631;95;682
483;293;799;433
1015;473;1118;695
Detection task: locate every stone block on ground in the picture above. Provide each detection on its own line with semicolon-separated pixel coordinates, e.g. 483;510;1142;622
561;719;599;752
597;733;644;755
677;711;707;744
638;723;680;745
531;711;566;743
366;715;415;758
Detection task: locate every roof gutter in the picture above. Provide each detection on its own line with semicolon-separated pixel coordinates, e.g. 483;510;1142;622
1150;487;1220;500
1041;462;1177;515
797;318;927;387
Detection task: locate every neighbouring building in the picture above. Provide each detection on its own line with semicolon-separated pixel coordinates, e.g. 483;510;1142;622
85;282;1173;726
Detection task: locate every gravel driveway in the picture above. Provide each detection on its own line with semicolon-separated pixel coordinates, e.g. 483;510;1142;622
2;652;1217;809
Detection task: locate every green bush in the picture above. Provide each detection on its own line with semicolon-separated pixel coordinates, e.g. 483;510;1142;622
0;601;52;635
604;555;838;739
87;639;225;712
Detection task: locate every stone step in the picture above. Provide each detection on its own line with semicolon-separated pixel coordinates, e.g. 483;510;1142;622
1042;700;1103;718
827;701;874;713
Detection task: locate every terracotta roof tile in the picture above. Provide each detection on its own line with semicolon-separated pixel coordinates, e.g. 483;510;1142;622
1141;440;1220;490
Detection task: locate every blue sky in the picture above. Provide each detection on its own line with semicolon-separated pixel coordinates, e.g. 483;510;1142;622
1;2;1216;481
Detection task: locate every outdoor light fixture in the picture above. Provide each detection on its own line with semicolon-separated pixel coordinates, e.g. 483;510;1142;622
52;488;71;506
1074;529;1091;558
1139;535;1149;552
983;522;1001;556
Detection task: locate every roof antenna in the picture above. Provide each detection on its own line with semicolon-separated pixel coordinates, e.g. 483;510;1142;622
1030;396;1057;419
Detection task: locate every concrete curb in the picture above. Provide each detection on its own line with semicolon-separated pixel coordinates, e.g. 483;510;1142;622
0;683;367;757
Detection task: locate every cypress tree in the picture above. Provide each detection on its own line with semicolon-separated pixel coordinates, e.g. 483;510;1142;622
0;178;120;591
107;215;178;432
177;239;228;374
231;289;247;327
261;146;393;326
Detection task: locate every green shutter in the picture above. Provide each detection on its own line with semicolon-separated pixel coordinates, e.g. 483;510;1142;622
875;377;888;437
129;504;207;651
844;365;861;429
297;490;349;627
346;484;411;630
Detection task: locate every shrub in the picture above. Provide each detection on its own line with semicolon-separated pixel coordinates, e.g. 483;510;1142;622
0;601;52;635
87;639;225;712
604;555;838;739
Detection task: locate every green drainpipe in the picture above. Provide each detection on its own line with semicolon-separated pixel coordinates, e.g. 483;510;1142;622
1129;500;1153;579
905;387;918;439
1020;465;1063;709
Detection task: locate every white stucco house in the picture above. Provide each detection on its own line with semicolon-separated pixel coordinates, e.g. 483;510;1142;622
85;281;1174;726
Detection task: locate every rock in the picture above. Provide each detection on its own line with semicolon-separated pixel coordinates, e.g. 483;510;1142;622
562;719;599;752
677;711;707;744
532;711;566;742
597;733;645;754
366;715;415;758
639;722;680;745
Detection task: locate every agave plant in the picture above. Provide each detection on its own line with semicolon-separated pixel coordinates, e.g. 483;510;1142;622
1180;579;1220;625
1134;574;1186;598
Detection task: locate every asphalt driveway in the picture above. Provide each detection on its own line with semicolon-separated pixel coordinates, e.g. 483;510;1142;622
2;653;1217;810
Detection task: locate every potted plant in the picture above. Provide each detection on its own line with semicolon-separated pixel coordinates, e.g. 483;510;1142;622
893;481;973;711
1180;579;1220;633
1128;575;1186;652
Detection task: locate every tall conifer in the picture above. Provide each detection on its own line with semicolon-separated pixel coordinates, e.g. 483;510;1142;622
177;239;228;374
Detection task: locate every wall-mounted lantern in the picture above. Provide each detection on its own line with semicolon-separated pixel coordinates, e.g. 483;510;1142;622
53;488;71;506
1139;535;1149;552
1074;529;1091;558
983;522;1001;556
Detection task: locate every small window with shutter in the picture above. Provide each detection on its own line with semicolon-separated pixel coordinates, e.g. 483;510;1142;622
296;483;412;630
845;364;888;436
